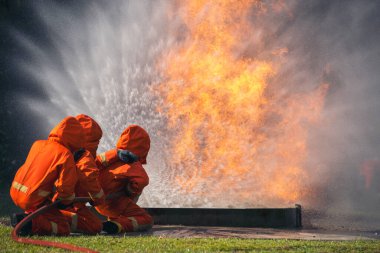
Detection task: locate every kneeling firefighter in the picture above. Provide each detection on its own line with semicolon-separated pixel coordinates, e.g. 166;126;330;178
58;114;106;234
95;125;153;233
10;117;84;235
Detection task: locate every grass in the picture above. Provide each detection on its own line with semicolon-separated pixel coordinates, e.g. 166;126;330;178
1;223;380;253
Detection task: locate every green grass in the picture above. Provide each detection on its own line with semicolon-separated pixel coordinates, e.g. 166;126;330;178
1;224;380;253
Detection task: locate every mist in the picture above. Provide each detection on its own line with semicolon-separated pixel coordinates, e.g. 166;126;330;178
1;0;380;229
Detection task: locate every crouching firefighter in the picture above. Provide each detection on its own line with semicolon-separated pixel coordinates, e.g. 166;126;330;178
58;114;106;235
10;117;84;236
95;125;153;234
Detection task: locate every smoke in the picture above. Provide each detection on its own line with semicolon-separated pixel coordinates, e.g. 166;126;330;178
4;0;380;228
245;1;380;228
289;1;380;228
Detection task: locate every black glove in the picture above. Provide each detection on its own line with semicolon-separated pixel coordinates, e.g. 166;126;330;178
117;149;139;164
73;148;86;162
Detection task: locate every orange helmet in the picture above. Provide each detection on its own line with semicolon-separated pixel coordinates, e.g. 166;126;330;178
75;114;103;157
116;125;150;164
48;116;85;152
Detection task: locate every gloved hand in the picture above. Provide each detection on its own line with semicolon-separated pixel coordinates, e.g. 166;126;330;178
117;149;139;164
73;148;86;162
56;201;74;210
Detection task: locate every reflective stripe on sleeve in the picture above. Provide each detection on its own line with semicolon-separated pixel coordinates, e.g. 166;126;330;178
38;190;51;197
12;181;28;193
50;222;58;235
98;152;108;166
59;193;75;201
128;217;139;231
89;189;104;199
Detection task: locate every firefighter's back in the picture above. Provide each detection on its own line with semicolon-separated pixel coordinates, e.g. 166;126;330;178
10;139;71;211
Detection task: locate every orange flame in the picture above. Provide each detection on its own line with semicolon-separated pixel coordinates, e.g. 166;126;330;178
155;1;328;207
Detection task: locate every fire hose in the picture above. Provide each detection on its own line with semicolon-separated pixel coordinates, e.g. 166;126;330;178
11;197;98;253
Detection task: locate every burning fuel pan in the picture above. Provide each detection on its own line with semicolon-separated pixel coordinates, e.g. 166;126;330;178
145;204;302;228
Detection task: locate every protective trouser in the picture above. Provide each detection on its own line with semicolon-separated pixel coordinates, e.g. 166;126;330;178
60;205;103;234
97;196;153;233
31;208;71;236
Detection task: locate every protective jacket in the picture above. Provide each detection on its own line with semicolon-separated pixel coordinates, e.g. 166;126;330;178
96;125;150;201
74;114;105;205
10;117;84;212
95;125;152;232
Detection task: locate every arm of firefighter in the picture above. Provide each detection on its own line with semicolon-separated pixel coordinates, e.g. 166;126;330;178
126;181;142;203
76;150;105;205
96;149;119;169
55;153;78;205
112;164;149;199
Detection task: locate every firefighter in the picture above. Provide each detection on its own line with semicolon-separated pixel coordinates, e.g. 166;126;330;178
59;114;105;234
95;125;153;233
10;117;83;235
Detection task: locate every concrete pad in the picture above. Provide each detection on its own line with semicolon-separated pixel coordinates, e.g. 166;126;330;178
123;225;380;240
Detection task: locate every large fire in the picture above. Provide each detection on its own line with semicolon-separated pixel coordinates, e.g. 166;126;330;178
154;0;328;207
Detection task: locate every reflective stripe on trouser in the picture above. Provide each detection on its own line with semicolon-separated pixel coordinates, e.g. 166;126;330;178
71;213;78;232
50;222;58;235
31;208;70;236
59;207;103;235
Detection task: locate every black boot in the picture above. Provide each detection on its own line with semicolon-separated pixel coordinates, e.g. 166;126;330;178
102;221;119;234
18;221;32;236
10;213;32;236
10;213;27;228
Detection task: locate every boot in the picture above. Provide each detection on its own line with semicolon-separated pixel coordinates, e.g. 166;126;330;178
102;221;120;234
10;213;32;236
10;213;27;228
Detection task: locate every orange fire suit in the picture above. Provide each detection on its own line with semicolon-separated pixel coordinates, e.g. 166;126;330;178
95;125;153;232
60;114;105;234
10;117;84;235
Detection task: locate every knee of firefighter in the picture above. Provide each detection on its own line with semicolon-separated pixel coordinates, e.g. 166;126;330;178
91;219;103;234
139;214;154;231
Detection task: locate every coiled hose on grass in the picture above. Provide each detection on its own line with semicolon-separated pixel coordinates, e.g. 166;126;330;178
11;197;98;253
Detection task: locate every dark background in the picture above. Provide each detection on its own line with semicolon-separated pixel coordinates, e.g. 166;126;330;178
1;0;47;213
0;0;89;214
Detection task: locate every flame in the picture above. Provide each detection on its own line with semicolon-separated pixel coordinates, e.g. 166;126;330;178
155;1;328;207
